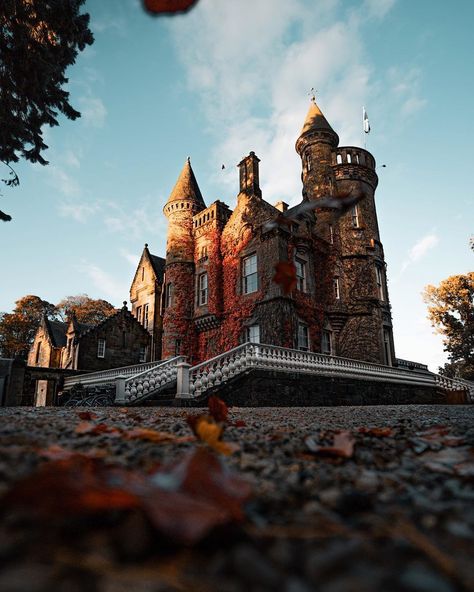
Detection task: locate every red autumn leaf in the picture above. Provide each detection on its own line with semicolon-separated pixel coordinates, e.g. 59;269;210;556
273;261;297;294
2;456;140;516
233;420;247;428
75;421;121;436
77;410;97;421
38;444;105;461
358;427;393;437
144;0;199;14
305;430;355;459
208;396;228;423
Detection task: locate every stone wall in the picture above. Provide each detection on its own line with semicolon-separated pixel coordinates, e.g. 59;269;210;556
196;369;449;407
78;313;150;372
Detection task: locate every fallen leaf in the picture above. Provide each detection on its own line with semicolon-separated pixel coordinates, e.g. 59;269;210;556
208;396;228;423
273;261;297;294
358;427;393;437
419;446;474;476
38;445;105;461
187;415;238;455
144;0;199;14
305;430;355;459
125;427;176;442
77;411;97;421
75;421;121;436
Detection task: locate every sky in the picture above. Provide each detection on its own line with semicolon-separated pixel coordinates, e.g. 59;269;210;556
1;0;473;372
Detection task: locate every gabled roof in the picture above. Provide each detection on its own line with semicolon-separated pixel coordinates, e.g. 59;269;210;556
149;253;166;283
164;158;206;210
75;304;149;340
44;318;67;348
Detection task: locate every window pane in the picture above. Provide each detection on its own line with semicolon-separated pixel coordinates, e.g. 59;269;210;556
249;325;260;343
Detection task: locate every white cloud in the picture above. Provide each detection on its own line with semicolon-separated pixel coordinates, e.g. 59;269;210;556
362;0;396;20
78;260;128;304
47;165;80;196
120;248;140;267
168;0;381;205
58;201;100;223
398;232;439;275
63;150;81;169
78;96;107;128
388;67;427;117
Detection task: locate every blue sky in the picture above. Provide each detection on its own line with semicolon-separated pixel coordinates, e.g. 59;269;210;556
1;0;472;371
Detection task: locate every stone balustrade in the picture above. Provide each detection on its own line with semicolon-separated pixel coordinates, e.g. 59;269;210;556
63;359;166;389
186;343;472;399
115;356;185;404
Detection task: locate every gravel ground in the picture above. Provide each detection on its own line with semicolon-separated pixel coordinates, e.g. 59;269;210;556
0;404;473;592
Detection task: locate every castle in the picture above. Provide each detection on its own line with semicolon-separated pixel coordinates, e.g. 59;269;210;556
130;98;395;367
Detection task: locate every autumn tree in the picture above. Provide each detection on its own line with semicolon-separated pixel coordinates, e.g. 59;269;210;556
423;272;474;380
0;295;55;357
55;294;116;325
0;0;94;221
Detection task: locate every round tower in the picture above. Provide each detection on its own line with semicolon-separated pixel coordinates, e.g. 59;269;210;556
162;158;205;358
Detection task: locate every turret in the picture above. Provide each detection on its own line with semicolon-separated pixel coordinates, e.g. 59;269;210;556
162;158;205;358
295;97;339;202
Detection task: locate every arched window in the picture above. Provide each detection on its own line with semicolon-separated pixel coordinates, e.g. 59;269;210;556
336;154;342;164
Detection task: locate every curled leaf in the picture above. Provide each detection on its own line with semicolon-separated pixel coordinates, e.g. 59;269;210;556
273;261;297;294
208;395;228;423
305;430;355;459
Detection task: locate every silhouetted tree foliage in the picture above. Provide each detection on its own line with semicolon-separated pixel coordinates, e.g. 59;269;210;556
55;294;116;325
0;293;116;357
424;272;474;381
0;0;94;221
0;295;55;357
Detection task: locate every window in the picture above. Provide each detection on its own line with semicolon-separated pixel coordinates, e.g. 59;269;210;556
198;273;208;305
295;257;307;292
375;265;384;301
322;330;333;355
351;205;360;228
144;304;149;329
244;324;260;344
334;277;341;300
139;346;147;363
35;341;42;364
383;328;392;366
242;254;258;294
329;224;334;245
201;245;208;259
298;323;309;351
165;283;173;307
347;153;352;164
336;154;342;164
136;306;142;323
97;339;106;358
305;151;311;171
141;266;145;281
175;339;181;355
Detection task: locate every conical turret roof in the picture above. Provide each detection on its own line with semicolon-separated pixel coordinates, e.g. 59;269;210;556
300;98;337;137
165;157;206;210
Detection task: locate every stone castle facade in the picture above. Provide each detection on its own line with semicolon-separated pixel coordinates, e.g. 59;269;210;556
130;99;395;366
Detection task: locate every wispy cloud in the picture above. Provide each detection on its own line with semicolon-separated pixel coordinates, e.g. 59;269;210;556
168;0;395;205
78;260;129;304
120;249;140;267
78;96;107;128
58;201;100;223
46;165;80;196
388;67;427;117
399;233;439;275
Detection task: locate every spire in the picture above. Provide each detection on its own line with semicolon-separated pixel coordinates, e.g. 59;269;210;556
164;158;206;211
300;97;338;138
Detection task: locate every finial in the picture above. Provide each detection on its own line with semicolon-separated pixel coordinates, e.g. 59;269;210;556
122;301;128;310
145;243;148;248
187;156;191;163
308;87;317;103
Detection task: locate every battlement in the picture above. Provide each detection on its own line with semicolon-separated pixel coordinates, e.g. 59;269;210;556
193;200;232;229
332;147;376;169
